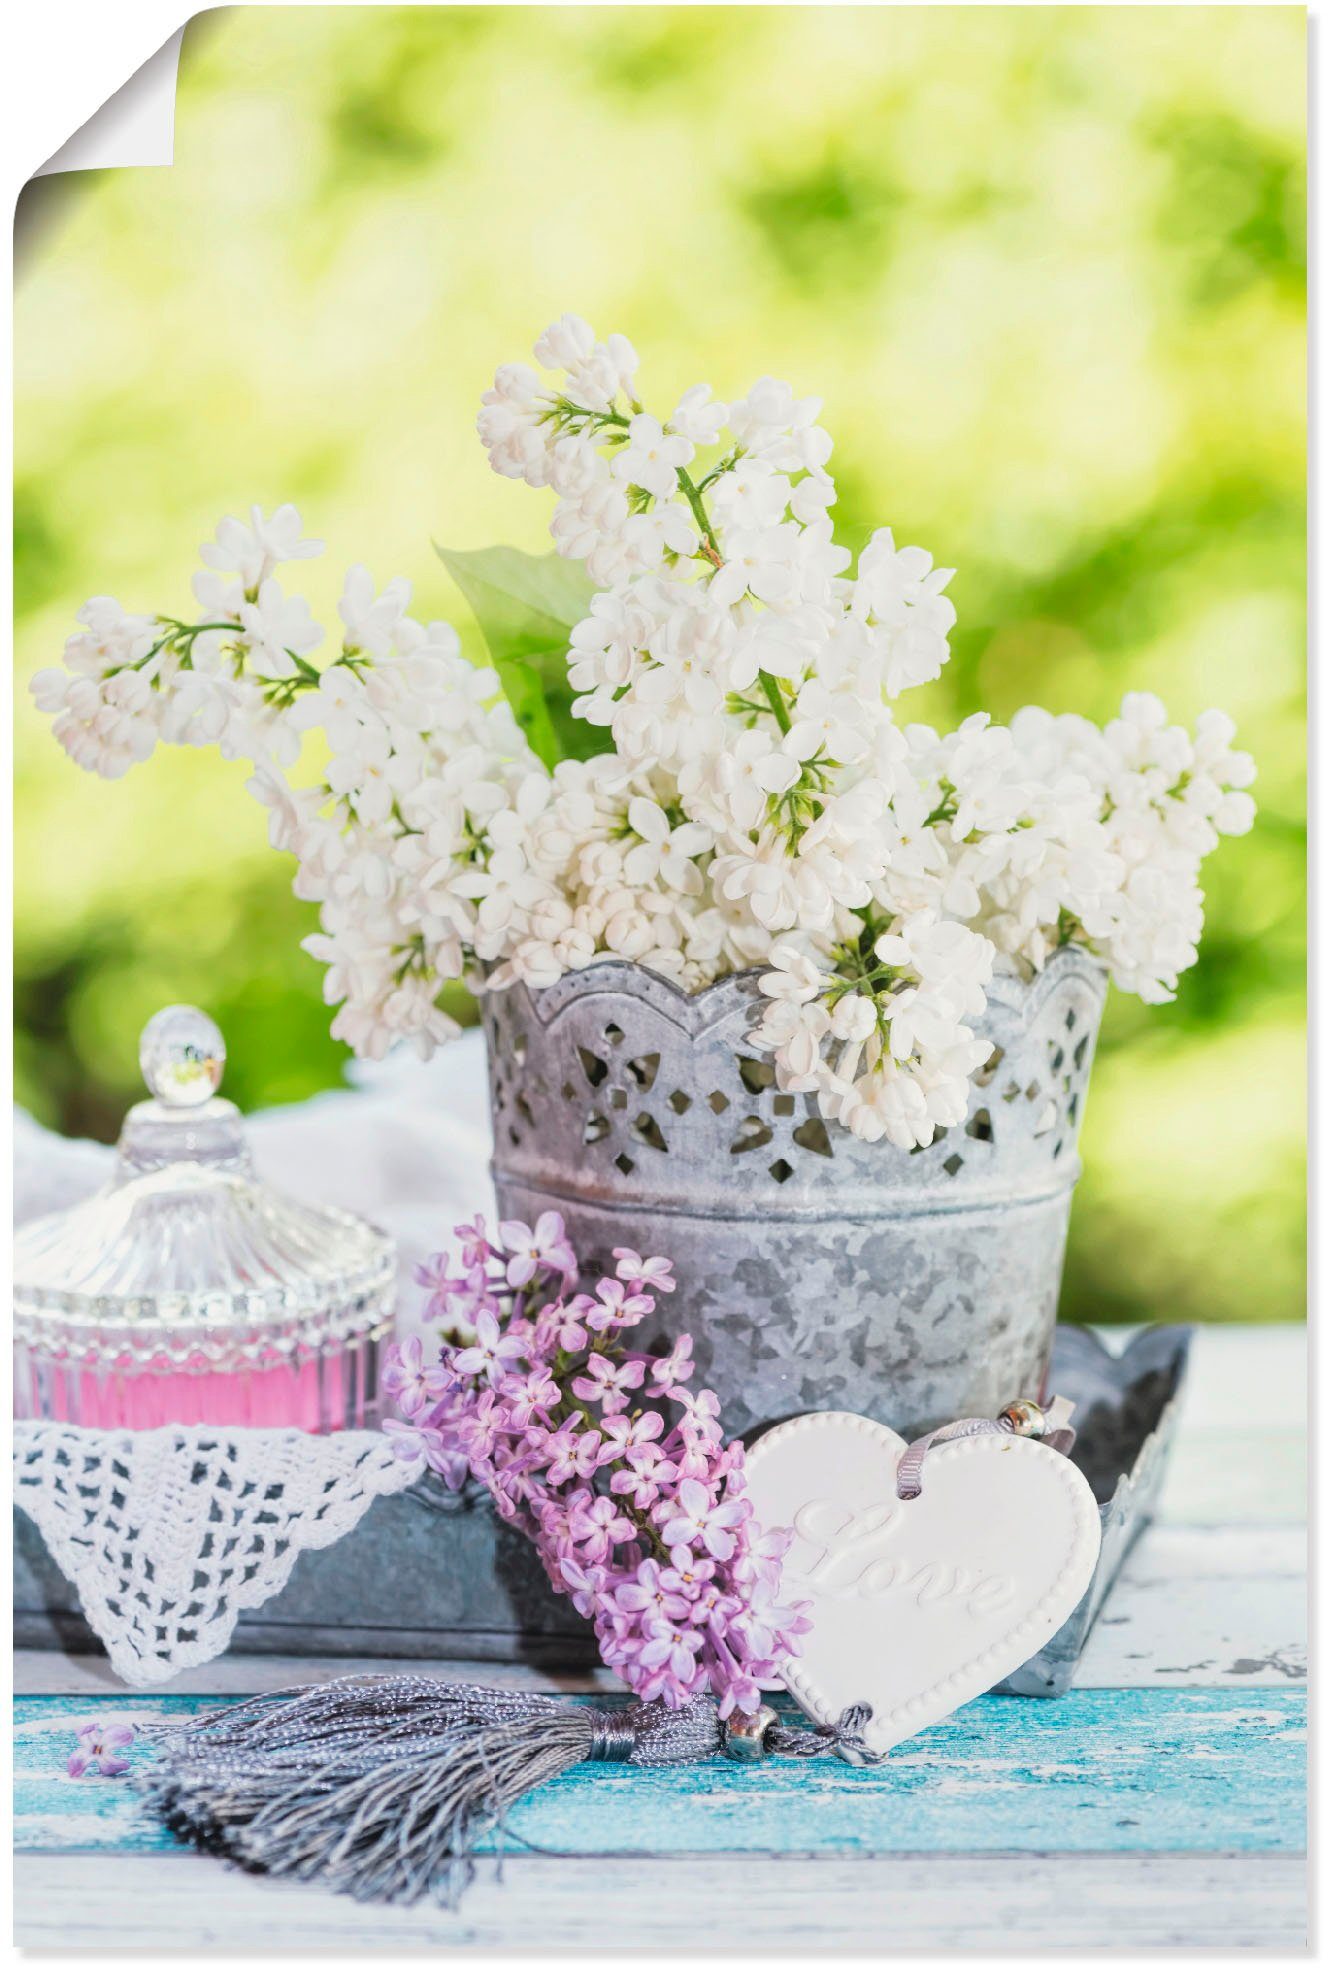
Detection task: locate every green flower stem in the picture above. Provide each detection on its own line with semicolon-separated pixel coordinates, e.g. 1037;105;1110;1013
108;619;242;680
561;397;803;757
675;465;724;566
694;450;742;494
759;670;792;733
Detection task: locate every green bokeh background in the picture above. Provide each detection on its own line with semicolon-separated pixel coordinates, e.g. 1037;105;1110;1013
14;6;1305;1324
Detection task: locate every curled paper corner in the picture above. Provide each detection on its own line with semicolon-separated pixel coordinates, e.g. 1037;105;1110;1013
35;24;186;176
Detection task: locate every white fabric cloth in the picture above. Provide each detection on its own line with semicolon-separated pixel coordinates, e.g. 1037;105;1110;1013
14;1422;420;1685
12;1030;497;1684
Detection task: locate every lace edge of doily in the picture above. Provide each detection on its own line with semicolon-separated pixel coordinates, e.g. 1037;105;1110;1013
13;1427;422;1686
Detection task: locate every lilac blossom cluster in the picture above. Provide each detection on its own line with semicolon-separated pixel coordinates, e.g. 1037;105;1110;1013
381;1211;810;1715
36;321;1255;1134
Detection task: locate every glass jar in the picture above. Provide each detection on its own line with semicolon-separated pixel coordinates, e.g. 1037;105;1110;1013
14;1006;395;1430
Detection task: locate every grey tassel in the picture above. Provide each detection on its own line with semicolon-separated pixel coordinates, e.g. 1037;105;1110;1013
137;1675;725;1907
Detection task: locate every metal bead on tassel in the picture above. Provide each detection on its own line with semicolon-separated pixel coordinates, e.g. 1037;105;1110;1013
721;1703;777;1762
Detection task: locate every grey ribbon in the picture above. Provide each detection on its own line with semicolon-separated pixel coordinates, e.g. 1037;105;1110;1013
896;1395;1077;1500
766;1702;882;1765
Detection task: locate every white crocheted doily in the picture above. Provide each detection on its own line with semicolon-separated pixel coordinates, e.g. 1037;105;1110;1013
12;1039;489;1686
14;1421;421;1686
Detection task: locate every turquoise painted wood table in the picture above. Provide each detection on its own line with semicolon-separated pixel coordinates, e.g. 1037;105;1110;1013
12;1326;1308;1950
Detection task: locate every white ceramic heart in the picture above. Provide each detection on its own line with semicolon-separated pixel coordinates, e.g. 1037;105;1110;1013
745;1410;1102;1756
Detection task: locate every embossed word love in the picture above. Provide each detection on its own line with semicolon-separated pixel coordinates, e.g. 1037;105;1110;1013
788;1497;1017;1617
746;1410;1102;1756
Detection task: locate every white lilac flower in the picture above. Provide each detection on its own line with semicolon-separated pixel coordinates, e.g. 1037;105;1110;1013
339;565;413;657
36;329;1255;1135
246;762;324;853
726;376;832;473
237;578;323;679
477;364;558;485
612;413;695;502
668;384;728;447
198;503;323;592
622;797;713;896
707;523;802;610
62;597;160;677
160;668;249;749
707;460;794;532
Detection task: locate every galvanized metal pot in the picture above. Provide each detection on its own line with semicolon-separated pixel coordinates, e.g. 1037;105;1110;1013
482;950;1107;1438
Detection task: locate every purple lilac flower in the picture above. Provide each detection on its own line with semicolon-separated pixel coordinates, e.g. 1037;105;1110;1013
413;1252;450;1296
533;1301;587;1353
498;1211;578;1288
455;1215;493;1270
659;1478;749;1562
557;1551;607;1618
613;1558;691;1623
601;1409;664;1456
414;1254;497;1326
501;1365;560;1428
67;1721;136;1779
451;1308;526;1383
457;1388;507;1463
613;1248;677;1293
584;1276;653;1332
545;1424;604;1486
659;1551;717;1598
678;1387;723;1441
650;1333;694;1389
381;1335;454;1417
570;1352;645;1415
382;1211;811;1714
566;1492;636;1562
733;1520;795;1592
531;1411;584;1472
716;1670;764;1719
490;1446;542;1521
730;1577;815;1662
637;1618;704;1693
609;1442;679;1510
382;1417;469;1488
382;1416;438;1464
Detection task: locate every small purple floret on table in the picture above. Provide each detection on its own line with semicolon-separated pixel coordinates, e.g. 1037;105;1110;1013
67;1720;136;1779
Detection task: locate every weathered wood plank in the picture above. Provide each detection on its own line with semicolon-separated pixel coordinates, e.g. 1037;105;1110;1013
1053;1327;1306;1528
12;1850;1308;1950
1153;1327;1306;1528
1076;1527;1306;1686
1162;1326;1305;1433
1158;1427;1307;1528
15;1688;1306;1859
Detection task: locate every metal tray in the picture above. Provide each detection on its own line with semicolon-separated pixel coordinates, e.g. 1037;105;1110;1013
12;1323;1192;1696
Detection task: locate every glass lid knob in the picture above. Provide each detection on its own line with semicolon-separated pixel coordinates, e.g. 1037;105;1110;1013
139;1004;227;1109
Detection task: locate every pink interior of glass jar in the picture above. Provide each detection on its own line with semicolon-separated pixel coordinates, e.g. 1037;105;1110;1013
15;1335;381;1433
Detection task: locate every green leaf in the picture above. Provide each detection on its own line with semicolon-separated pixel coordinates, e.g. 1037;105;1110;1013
435;542;612;770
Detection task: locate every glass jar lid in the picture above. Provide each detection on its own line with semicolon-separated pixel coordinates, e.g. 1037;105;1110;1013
14;1007;396;1355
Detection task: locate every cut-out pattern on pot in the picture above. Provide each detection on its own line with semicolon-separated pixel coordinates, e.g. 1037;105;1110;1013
483;950;1107;1437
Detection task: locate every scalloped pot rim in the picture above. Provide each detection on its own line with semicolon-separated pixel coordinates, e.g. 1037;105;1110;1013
516;945;1109;1040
